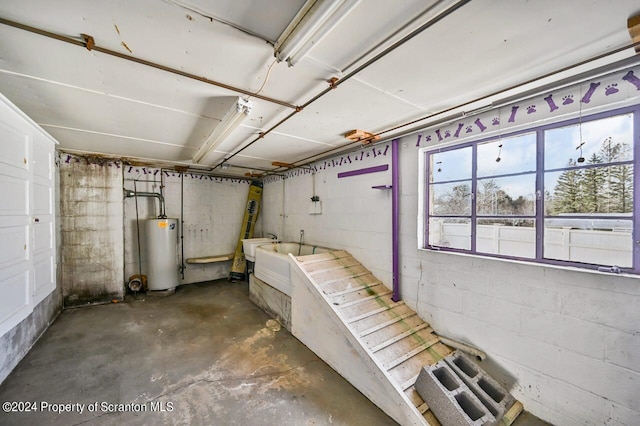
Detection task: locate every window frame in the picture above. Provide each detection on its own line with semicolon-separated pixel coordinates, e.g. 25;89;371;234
420;105;640;274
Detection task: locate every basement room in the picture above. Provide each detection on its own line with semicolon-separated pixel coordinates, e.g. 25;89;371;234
1;1;639;425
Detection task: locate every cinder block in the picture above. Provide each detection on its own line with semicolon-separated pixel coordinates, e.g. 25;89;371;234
445;351;516;422
415;360;496;426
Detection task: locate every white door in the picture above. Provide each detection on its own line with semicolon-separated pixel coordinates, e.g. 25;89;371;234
31;132;55;305
0;114;31;336
0;96;56;337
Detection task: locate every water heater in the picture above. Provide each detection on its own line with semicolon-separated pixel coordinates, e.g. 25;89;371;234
145;218;179;291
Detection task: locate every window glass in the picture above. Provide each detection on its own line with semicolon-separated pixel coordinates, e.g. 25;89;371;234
545;114;633;170
428;218;471;250
476;175;536;216
477;133;536;177
429;147;472;183
476;219;535;258
429;181;472;216
545;165;634;215
544;219;632;267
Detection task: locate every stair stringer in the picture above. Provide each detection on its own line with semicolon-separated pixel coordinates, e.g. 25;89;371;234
288;253;428;426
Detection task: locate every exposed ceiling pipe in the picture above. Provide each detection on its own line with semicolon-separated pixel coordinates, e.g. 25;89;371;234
215;0;472;168
281;44;640;172
0;17;299;110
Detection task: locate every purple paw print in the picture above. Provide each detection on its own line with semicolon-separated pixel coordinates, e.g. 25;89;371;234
465;126;473;133
562;95;574;105
444;130;451;138
492;118;500;126
526;105;536;114
605;84;619;96
426;135;432;142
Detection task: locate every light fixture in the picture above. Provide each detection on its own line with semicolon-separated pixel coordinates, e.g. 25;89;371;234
274;0;360;66
192;97;253;164
221;162;230;170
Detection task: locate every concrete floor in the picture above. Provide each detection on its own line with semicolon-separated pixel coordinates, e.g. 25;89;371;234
0;280;548;425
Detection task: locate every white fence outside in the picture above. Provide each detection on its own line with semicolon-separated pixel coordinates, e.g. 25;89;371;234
429;220;632;267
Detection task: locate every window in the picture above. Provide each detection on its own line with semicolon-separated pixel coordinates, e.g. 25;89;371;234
423;107;638;273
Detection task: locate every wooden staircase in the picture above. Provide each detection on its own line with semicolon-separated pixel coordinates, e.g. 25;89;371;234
291;251;444;425
288;250;522;426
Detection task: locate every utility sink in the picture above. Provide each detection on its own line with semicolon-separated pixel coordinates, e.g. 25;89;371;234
242;238;279;262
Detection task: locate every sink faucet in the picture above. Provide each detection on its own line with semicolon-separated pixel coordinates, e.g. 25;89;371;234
266;232;278;240
299;229;304;245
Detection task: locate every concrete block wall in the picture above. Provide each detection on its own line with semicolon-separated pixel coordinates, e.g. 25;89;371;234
396;137;640;426
57;155;251;304
260;136;640;425
59;155;123;306
261;144;394;286
123;167;250;286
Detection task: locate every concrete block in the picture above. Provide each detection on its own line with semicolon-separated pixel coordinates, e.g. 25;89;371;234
426;283;463;313
462;292;521;333
560;287;640;333
520;307;605;359
415;360;496;426
605;329;640;372
519;286;561;312
445;351;516;422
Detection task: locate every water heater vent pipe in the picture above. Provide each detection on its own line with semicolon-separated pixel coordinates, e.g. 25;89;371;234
124;189;166;218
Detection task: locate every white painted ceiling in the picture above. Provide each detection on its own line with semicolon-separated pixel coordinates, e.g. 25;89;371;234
0;0;639;177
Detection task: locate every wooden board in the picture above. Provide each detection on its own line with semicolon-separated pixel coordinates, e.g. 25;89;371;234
186;253;234;264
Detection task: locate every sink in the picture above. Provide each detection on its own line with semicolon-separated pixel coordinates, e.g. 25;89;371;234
242;238;279;262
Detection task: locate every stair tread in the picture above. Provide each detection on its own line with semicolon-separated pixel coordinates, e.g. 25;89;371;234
358;311;417;337
311;264;369;284
346;301;405;324
339;293;396;316
328;282;386;302
332;290;393;309
350;305;415;335
380;332;440;370
387;342;453;386
305;257;361;275
370;323;432;353
325;281;385;298
316;270;370;286
296;250;351;265
361;314;427;345
318;273;380;295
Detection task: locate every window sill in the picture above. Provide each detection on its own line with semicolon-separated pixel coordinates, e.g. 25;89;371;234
417;246;639;279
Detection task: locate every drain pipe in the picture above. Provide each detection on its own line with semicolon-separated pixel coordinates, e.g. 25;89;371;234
392;139;400;302
124;189;166;219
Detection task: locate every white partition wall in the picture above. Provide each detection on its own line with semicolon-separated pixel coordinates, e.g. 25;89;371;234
0;93;56;338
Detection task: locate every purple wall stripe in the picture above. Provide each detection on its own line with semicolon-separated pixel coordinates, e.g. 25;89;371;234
337;164;389;179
